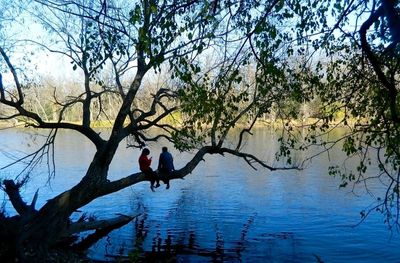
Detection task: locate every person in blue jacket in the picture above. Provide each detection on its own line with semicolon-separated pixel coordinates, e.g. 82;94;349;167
158;147;175;189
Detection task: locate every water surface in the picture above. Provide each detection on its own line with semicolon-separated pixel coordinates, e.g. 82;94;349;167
0;128;398;262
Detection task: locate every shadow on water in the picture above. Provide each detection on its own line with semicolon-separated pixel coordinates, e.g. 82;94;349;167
102;213;308;263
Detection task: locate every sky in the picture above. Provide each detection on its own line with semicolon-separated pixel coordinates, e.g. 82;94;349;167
0;0;383;90
0;1;85;88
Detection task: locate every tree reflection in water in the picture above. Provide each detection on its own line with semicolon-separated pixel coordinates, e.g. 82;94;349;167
102;212;298;263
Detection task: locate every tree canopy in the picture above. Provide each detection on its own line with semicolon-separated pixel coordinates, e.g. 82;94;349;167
0;0;399;260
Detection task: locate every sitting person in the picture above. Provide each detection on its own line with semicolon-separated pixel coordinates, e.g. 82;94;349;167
138;148;160;191
157;146;175;189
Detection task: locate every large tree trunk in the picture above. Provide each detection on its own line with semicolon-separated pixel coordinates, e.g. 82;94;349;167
3;138;118;256
12;162;107;259
3;66;148;260
3;144;210;259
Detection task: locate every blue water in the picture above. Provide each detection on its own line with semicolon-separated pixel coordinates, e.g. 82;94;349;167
0;128;399;262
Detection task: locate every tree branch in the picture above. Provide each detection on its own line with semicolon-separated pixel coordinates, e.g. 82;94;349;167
359;4;399;123
3;180;37;217
0;47;23;105
68;214;139;251
0;73;4;99
96;146;212;197
96;143;297;199
66;214;139;235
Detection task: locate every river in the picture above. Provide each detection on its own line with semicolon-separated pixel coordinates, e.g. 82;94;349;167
0;127;399;262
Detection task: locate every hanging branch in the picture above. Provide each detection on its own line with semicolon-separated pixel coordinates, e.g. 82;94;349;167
0;47;23;105
0;73;4;99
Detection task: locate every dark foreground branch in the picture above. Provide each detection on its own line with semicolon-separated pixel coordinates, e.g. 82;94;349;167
69;214;140;251
99;145;297;198
219;147;299;171
95;146;211;197
3;180;37;217
66;214;139;235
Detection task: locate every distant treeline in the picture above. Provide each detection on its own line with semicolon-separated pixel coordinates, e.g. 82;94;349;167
0;79;346;128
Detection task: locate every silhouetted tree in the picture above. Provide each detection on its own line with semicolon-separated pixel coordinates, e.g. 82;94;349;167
0;0;297;260
1;0;399;261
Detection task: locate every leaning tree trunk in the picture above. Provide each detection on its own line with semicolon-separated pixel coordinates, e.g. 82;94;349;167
12;158;108;259
5;143;213;257
4;61;148;261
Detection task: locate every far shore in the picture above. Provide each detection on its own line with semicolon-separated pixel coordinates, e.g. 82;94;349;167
0;117;363;130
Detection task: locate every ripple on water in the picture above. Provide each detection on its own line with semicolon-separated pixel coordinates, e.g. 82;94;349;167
2;128;400;262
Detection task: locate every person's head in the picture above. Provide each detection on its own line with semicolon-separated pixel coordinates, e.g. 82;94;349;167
142;148;150;155
162;146;168;152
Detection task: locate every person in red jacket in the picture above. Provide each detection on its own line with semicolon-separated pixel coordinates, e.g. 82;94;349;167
139;148;160;191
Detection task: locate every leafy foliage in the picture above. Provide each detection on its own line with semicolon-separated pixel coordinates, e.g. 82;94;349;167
1;2;400;259
270;0;400;227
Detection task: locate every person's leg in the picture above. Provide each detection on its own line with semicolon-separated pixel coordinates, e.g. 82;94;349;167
146;170;155;191
165;171;171;189
153;170;160;187
159;170;169;189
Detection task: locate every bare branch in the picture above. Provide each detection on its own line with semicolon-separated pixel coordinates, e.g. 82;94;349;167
66;214;139;235
359;4;399;123
68;213;140;251
0;47;23;105
3;180;37;217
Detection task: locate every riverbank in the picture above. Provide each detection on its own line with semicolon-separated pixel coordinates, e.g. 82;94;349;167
0;116;362;130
